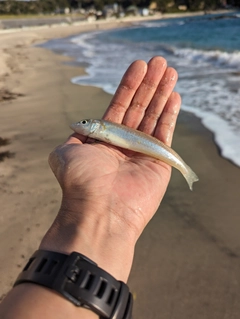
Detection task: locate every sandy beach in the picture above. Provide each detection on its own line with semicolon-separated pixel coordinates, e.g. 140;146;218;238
1;16;240;318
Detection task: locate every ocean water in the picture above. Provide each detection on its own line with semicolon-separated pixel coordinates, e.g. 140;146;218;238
42;12;240;167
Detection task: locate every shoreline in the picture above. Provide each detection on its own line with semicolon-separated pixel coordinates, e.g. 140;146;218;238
1;17;240;318
0;8;236;34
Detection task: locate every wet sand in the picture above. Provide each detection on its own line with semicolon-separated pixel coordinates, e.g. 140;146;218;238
1;18;240;319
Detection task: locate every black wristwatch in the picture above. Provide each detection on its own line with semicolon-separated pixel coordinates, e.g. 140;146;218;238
14;250;133;319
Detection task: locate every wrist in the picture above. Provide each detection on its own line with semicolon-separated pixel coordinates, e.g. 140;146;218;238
1;284;98;319
40;198;136;282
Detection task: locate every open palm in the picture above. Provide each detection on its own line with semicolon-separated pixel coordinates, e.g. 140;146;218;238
49;56;181;241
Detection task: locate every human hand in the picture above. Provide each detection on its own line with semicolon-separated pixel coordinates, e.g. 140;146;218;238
40;56;181;282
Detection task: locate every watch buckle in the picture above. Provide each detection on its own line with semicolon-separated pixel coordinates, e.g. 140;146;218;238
54;252;84;306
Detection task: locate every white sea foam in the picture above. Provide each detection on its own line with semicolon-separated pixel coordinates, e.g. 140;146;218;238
181;104;240;167
71;32;101;58
135;20;185;28
174;47;240;69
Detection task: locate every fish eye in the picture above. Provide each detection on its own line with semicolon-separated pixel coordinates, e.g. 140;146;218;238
80;120;88;125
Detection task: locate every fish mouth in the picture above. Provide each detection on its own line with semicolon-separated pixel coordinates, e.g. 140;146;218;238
69;123;76;131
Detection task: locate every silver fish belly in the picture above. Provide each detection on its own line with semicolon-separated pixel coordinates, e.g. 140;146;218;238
70;119;199;190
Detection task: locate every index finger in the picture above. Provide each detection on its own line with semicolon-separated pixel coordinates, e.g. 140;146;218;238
103;60;147;123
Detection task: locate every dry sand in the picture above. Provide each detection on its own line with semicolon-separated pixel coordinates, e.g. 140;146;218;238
1;17;240;319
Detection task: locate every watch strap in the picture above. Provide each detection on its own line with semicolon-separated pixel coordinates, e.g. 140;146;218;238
14;250;133;319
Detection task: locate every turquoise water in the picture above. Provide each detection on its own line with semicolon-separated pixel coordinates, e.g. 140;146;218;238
108;14;240;52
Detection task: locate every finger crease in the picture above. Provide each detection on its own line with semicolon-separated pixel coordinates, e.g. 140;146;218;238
142;80;158;91
145;112;159;122
119;83;135;92
130;102;146;113
155;92;168;103
109;101;128;113
158;120;174;129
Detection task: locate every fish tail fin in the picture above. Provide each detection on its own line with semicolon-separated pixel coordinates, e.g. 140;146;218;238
183;166;199;191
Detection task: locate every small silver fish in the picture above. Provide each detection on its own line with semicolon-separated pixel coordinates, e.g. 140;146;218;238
70;119;199;190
